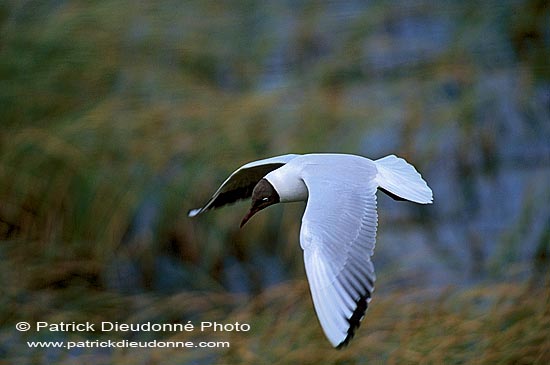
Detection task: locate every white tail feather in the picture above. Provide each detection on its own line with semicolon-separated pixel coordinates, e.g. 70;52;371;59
374;155;433;204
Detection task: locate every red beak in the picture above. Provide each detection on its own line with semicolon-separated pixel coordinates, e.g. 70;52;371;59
240;207;259;228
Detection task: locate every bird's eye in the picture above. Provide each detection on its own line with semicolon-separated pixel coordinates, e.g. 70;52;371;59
262;197;269;201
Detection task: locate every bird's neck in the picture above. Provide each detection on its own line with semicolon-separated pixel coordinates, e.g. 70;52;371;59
265;168;308;203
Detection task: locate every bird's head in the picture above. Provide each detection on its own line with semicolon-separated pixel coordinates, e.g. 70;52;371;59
240;179;280;228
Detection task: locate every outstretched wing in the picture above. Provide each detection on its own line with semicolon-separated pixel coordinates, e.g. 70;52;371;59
300;159;378;348
188;154;300;217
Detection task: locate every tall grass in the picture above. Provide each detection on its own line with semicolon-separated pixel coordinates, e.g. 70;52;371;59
1;0;549;364
2;278;549;364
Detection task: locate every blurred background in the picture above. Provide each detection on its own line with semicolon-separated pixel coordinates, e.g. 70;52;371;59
1;0;549;363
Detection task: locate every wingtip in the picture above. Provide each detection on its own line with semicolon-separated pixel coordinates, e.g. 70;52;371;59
335;294;370;349
424;190;434;204
419;196;433;205
188;208;201;217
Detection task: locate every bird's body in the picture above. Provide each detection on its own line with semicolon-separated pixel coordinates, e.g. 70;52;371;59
189;153;432;348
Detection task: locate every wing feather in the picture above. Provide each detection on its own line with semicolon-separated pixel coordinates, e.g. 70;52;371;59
188;154;299;216
300;160;379;348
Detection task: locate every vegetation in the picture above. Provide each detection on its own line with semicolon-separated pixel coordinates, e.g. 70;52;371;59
1;0;549;363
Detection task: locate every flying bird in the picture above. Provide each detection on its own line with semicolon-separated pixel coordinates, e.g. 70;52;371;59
188;153;433;348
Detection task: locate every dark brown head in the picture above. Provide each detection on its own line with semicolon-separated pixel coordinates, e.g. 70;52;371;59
240;179;280;228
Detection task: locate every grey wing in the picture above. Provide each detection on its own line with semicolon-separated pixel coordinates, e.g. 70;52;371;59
300;163;378;348
188;154;300;217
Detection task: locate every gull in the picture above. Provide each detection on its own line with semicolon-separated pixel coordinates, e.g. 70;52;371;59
188;153;433;348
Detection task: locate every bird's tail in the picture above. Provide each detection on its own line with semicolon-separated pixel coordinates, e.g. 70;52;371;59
374;155;433;204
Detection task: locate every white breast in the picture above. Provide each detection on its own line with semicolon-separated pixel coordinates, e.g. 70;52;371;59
264;162;308;203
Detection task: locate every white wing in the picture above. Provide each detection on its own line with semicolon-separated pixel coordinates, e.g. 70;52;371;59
188;154;300;217
300;159;379;348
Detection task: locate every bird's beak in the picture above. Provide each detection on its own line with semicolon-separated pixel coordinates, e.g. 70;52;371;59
240;207;260;228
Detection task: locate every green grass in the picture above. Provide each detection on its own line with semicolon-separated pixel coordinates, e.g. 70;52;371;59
1;1;549;363
2;278;549;364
